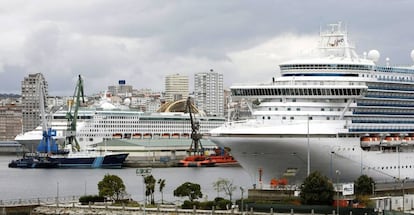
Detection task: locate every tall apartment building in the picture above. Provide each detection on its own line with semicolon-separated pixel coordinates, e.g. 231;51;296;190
194;70;224;116
21;73;48;133
0;104;22;141
165;74;189;102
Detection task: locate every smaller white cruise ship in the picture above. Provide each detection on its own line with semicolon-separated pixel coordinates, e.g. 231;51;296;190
15;99;225;152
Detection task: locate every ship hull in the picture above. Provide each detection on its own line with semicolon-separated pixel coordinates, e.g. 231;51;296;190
50;153;129;168
9;153;129;169
211;134;413;185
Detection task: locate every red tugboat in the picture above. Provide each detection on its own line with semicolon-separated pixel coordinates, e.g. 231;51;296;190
177;97;237;167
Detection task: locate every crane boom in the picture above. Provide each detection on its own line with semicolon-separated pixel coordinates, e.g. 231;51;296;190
35;74;59;154
65;75;85;152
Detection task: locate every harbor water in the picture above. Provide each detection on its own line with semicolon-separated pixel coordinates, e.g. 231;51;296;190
0;156;253;203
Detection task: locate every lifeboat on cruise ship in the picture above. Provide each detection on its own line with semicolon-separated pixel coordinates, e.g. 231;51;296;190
403;135;414;145
161;133;170;139
381;135;402;146
171;133;180;138
143;133;152;139
360;136;381;147
132;133;142;139
112;133;122;139
182;133;190;138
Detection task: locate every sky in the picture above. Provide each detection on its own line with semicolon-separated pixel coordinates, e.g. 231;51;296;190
0;0;413;96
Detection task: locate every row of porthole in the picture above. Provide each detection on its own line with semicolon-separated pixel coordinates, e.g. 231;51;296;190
261;116;336;121
362;74;413;81
264;107;343;112
363;165;414;170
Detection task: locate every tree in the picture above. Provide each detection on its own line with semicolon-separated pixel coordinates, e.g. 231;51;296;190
173;182;202;202
212;178;237;202
354;175;375;195
158;179;166;204
97;174;126;201
144;175;156;204
300;171;334;205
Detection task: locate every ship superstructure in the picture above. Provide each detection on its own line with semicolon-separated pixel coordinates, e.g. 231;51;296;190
210;22;414;185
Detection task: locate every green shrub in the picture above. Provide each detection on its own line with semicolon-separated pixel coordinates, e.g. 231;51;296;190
199;201;215;210
214;197;232;210
181;200;200;209
78;195;105;205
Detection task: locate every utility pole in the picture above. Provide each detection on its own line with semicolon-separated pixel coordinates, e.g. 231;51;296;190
336;170;341;215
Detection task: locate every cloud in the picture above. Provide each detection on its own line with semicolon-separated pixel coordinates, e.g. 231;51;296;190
227;33;318;85
0;0;414;96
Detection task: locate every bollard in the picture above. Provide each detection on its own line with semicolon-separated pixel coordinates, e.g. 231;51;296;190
333;210;336;215
290;208;294;215
270;207;274;215
157;204;160;215
250;207;253;215
311;209;314;214
193;204;196;214
89;201;91;209
212;206;215;215
350;211;352;215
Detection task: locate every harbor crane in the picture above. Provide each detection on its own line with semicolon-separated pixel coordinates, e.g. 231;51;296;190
186;97;204;155
35;74;59;154
65;75;85;152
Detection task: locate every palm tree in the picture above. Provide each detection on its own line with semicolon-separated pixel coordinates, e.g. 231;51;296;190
158;179;166;204
144;175;156;204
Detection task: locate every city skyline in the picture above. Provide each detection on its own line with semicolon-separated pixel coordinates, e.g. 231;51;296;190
0;1;413;95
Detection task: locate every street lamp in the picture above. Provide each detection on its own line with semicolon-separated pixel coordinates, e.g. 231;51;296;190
330;151;335;180
336;170;341;215
371;182;375;196
240;187;244;213
402;177;409;212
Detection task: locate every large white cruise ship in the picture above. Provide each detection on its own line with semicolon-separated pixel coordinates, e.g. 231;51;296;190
210;22;414;185
16;99;225;152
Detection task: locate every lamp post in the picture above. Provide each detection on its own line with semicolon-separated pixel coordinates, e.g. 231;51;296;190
371;182;375;196
240;187;244;213
56;181;59;207
330;151;335;181
336;170;341;215
307;114;310;176
402;177;408;212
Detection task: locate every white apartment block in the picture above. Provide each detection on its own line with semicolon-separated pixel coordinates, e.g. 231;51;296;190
194;70;224;117
165;74;189;102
